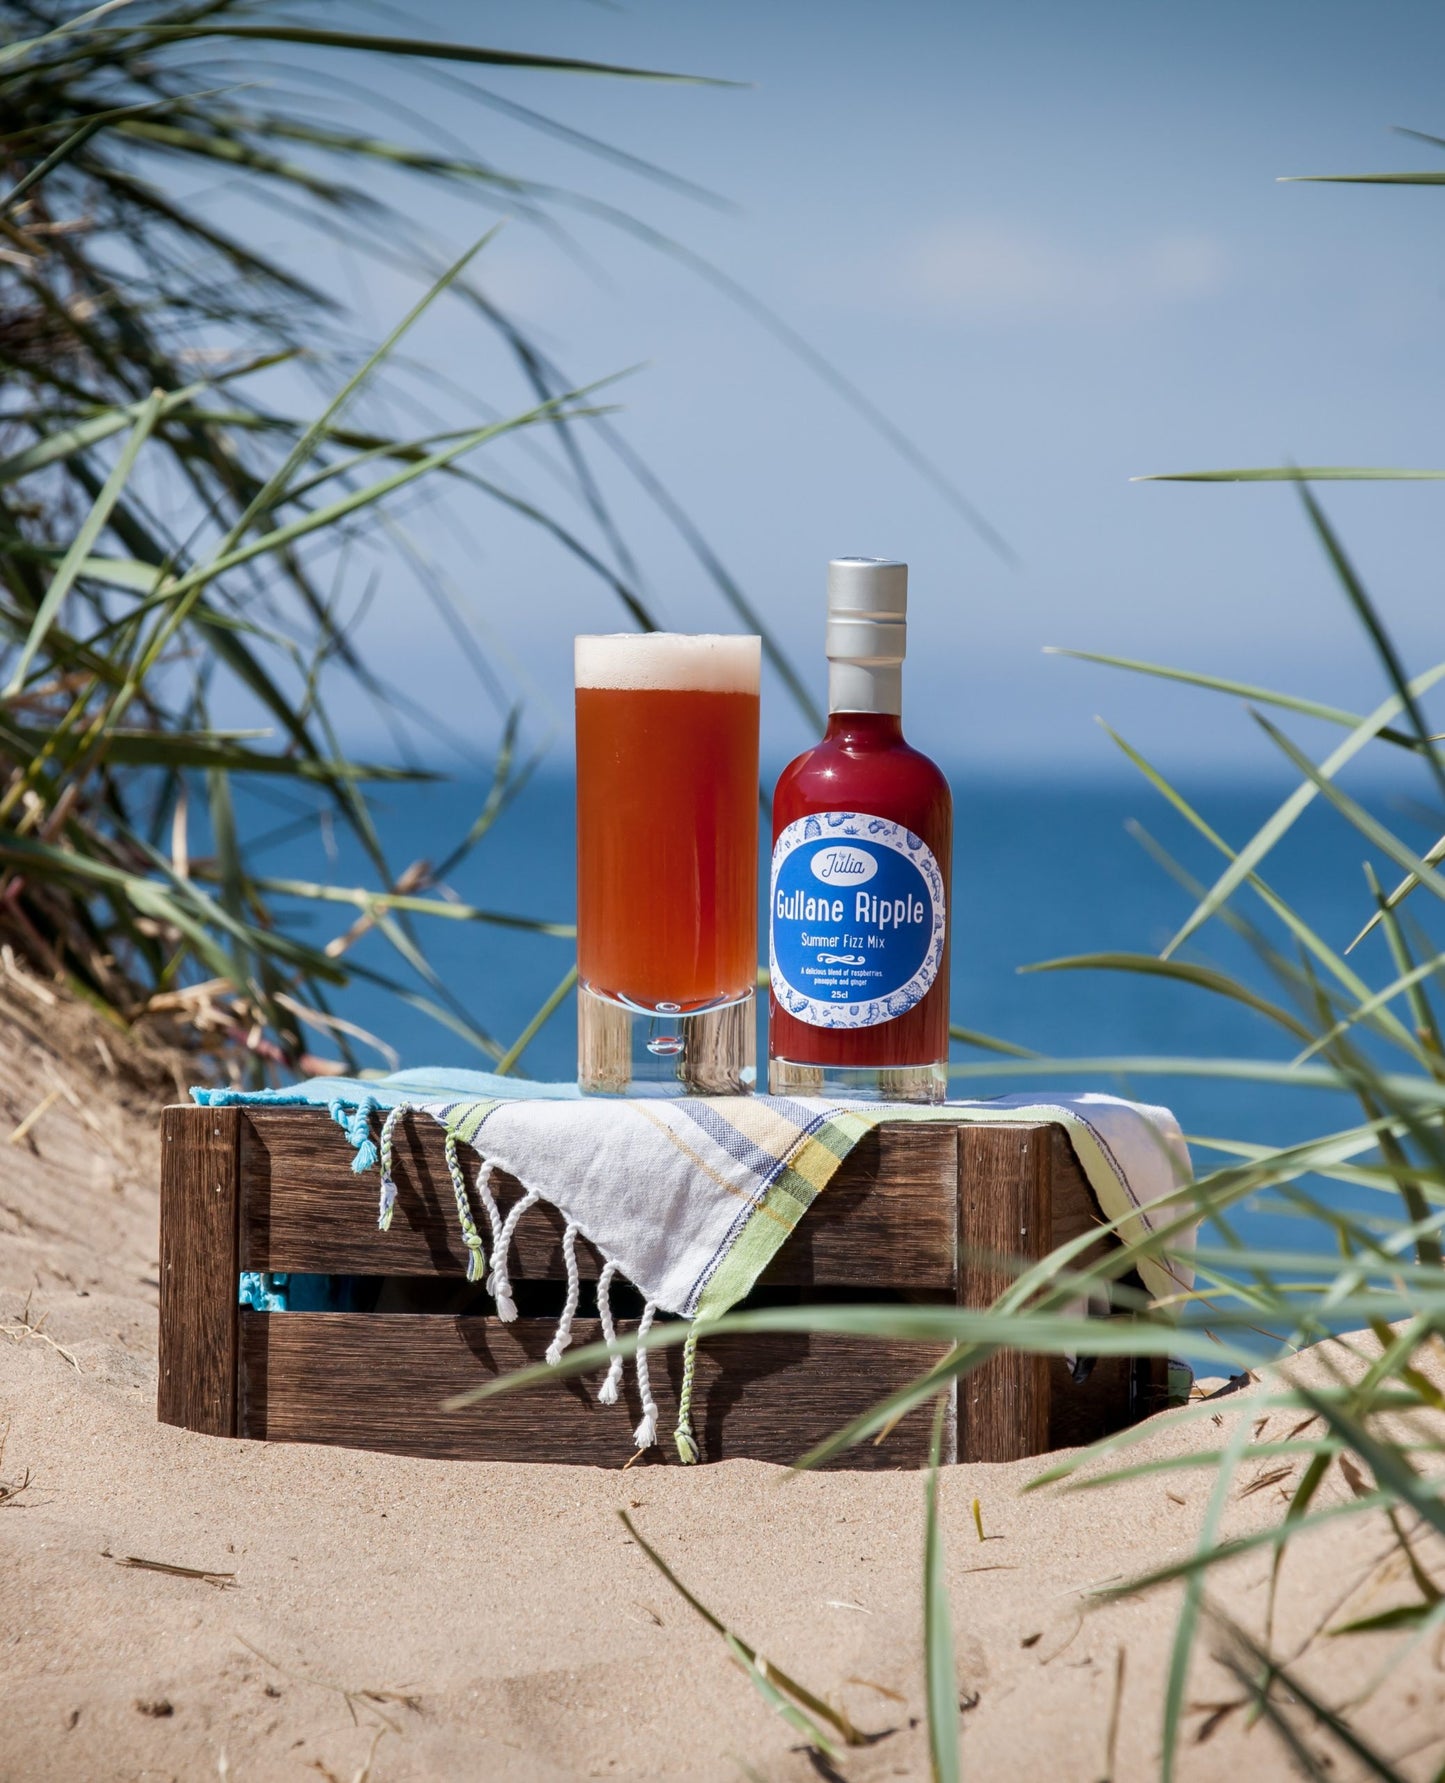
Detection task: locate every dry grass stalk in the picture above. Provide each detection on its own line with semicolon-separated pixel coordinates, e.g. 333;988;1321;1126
1;1295;81;1372
110;1553;236;1589
234;1634;422;1737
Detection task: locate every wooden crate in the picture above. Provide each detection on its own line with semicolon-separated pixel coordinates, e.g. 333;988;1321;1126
157;1105;1169;1469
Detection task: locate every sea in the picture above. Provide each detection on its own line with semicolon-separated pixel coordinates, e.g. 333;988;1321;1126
240;771;1434;1269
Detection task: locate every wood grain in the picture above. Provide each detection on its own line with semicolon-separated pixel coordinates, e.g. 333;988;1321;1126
157;1104;240;1436
957;1123;1053;1463
237;1108;959;1291
159;1102;1160;1465
238;1311;952;1468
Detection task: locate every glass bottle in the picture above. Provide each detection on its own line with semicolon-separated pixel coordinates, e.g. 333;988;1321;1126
768;559;952;1101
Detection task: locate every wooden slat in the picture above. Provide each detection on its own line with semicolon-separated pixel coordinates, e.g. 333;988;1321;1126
238;1311;953;1468
957;1124;1053;1463
237;1108;959;1291
157;1104;240;1436
237;1314;1152;1465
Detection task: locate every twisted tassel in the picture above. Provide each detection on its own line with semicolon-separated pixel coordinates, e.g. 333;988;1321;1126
595;1260;624;1406
375;1102;416;1231
442;1130;487;1284
489;1187;540;1321
633;1300;659;1450
475;1161;505;1282
344;1096;380;1173
674;1325;701;1464
546;1224;581;1366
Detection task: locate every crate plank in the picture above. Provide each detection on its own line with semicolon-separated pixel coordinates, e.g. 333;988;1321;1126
237;1312;1147;1465
237;1108;959;1291
158;1105;240;1436
957;1124;1053;1462
238;1311;952;1468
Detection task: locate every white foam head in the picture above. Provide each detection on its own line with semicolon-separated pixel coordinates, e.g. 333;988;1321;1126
574;632;760;693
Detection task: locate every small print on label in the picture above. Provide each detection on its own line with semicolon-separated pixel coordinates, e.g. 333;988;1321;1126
769;811;946;1029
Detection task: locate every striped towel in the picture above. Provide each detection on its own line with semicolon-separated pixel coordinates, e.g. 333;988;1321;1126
194;1071;1193;1459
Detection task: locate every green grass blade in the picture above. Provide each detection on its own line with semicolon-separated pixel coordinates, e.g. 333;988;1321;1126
1251;710;1445;907
1292;939;1445;1067
0;88;222;210
1393;126;1445;152
1137;465;1445;481
205;767;246;982
1161;1413;1256;1782
238;876;573;936
1291;1385;1445;1543
21;551;179;594
0;0;140;69
157;383;621;613
1363;861;1445;1065
2;110;107;211
1281;172;1445;185
494;965;578;1076
948;1055;1429;1096
1045;646;1422;751
724;1634;841;1764
1295;480;1445;804
948;1021;1037;1057
0;830;350;986
2;726;431;782
1105;1493;1393;1600
443;1305;1265;1414
1020;952;1316;1043
89;24;741;84
1348;833;1445;952
219;230;502;554
618;1512;861;1748
1158;663;1445;959
924;1400;960;1783
1332;1603;1434;1635
1206;1608;1407;1783
369;908;502;1061
1100;723;1424;1059
4;389;164;695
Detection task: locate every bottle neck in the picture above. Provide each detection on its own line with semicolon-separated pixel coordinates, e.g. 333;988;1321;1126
827;658;901;716
823;710;905;746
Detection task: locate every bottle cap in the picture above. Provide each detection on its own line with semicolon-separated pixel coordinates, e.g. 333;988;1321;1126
826;558;907;714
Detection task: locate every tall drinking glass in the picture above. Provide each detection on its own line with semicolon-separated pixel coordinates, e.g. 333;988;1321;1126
575;633;760;1095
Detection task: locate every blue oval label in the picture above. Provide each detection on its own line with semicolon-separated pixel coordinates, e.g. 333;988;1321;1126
769;812;946;1029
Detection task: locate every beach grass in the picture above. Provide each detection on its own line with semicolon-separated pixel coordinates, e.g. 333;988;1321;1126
0;0;838;1084
4;5;1445;1774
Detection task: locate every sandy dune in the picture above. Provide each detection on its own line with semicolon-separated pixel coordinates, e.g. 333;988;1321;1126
2;970;1442;1781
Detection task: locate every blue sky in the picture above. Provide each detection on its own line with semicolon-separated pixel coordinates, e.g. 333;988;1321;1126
215;2;1445;779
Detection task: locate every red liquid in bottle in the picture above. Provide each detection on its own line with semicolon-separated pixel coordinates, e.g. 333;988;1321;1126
769;712;952;1093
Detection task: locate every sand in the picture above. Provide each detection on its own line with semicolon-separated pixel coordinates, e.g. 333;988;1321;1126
2;966;1444;1782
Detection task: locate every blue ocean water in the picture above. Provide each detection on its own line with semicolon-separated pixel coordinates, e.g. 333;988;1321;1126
230;769;1444;1279
242;770;1423;1144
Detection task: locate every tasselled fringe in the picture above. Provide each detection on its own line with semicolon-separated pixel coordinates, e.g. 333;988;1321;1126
371;1118;693;1458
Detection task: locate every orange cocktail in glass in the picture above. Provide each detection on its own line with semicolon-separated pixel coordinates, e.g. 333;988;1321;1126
575;633;759;1093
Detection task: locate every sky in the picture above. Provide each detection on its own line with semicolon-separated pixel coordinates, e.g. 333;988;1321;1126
206;1;1445;780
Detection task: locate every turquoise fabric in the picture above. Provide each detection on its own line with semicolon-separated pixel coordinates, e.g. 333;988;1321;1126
193;1067;580;1111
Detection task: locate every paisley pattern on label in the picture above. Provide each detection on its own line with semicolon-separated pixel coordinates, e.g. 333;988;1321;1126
769;811;946;1029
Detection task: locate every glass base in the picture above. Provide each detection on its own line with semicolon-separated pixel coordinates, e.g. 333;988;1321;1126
767;1057;948;1104
578;983;756;1096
